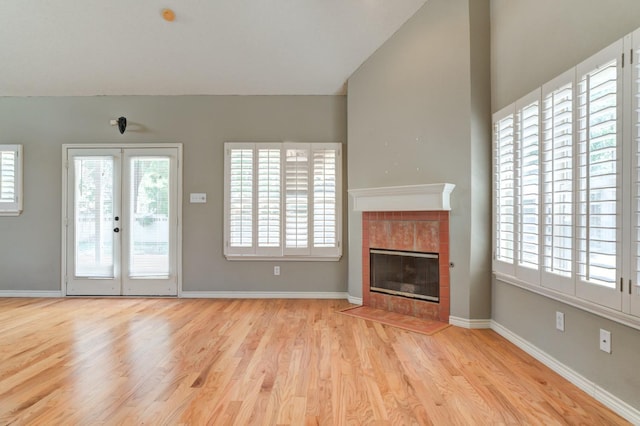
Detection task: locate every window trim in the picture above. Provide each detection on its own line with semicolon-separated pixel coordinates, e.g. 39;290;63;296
0;144;23;216
223;142;342;261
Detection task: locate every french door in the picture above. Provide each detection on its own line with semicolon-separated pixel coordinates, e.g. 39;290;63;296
64;145;181;296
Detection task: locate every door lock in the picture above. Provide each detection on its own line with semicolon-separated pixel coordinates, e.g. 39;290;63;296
114;227;120;233
114;216;119;221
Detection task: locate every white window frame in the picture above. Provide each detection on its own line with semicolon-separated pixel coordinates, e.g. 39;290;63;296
0;144;23;216
224;142;342;261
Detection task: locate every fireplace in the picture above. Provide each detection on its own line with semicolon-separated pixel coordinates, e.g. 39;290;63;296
349;184;454;322
370;249;439;302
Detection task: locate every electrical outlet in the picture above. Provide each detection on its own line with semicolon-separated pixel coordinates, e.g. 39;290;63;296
555;311;565;331
599;329;611;354
274;266;280;276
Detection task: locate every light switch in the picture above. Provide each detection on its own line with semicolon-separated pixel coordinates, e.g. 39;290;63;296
190;193;207;203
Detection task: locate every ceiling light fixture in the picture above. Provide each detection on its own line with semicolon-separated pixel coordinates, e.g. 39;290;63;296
162;8;176;22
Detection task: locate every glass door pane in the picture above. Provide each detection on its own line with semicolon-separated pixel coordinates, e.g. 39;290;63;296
129;156;170;277
74;156;115;277
122;148;178;296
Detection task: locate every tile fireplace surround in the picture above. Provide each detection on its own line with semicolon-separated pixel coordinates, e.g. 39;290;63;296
350;184;454;322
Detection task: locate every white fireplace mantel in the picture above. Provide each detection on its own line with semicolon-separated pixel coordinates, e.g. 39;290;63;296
349;183;455;212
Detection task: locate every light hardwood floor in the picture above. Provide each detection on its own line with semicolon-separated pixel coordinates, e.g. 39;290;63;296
0;298;629;425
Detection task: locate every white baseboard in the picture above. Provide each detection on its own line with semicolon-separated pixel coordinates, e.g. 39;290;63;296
0;290;63;298
347;295;363;305
491;320;640;424
449;316;492;329
180;291;348;300
0;290;351;301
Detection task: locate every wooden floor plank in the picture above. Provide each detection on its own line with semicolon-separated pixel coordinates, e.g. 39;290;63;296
0;298;629;425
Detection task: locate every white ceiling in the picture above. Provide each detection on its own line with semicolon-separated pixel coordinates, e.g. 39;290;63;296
0;0;428;96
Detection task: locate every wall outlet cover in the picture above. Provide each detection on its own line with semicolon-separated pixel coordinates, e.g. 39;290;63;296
599;329;611;354
555;311;565;331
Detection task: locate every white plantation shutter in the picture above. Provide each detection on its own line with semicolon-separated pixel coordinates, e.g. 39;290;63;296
0;145;22;215
284;145;310;254
224;142;342;259
541;72;574;293
0;151;16;202
493;106;516;275
227;146;254;253
576;41;622;309
313;148;337;248
257;147;281;254
515;92;541;283
630;30;640;316
311;144;341;257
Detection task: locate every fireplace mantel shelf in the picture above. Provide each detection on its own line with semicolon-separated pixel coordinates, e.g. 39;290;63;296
349;183;455;212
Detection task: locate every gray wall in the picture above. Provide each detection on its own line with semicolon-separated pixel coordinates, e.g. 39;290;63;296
347;0;492;319
468;0;492;320
0;96;348;293
491;0;640;410
492;0;640;111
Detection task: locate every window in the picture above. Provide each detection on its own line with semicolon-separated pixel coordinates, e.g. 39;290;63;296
0;144;22;216
224;142;342;260
493;32;640;326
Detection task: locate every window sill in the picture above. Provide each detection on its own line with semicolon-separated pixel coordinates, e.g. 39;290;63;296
493;271;640;332
225;255;342;262
0;210;22;217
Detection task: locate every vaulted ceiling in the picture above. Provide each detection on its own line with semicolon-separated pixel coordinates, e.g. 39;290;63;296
0;0;428;96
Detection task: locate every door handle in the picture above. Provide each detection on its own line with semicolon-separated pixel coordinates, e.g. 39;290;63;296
114;227;120;233
114;216;119;221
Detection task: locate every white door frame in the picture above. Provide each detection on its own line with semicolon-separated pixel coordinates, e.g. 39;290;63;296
61;143;183;296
